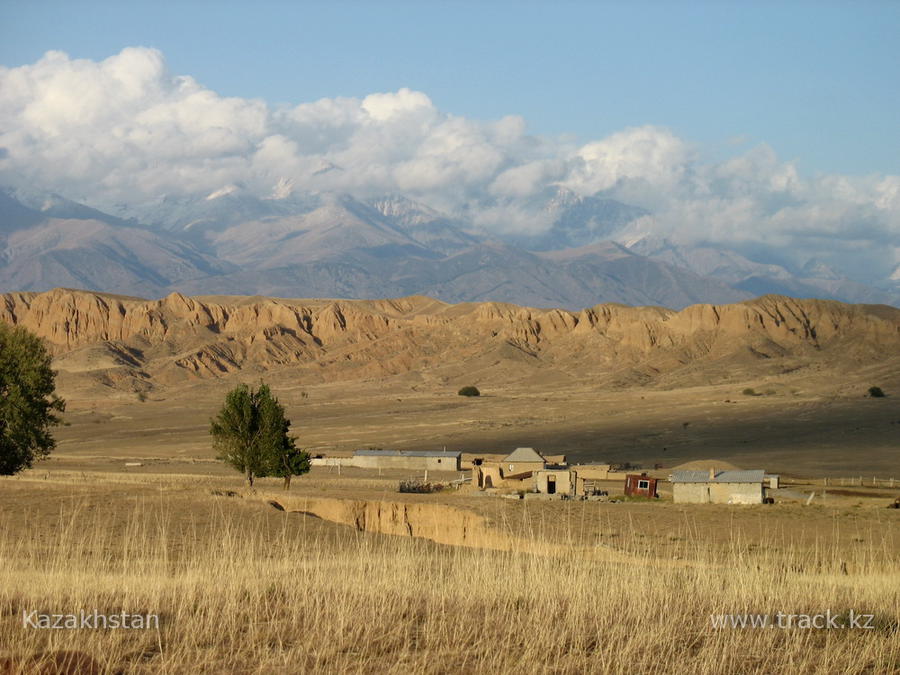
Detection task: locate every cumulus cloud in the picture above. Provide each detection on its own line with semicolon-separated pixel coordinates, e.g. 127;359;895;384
1;47;899;281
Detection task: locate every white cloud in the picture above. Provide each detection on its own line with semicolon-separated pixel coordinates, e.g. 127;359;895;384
566;126;692;196
1;47;899;282
361;88;434;121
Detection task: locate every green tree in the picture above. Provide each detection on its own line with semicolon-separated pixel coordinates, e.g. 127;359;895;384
211;384;261;486
0;323;65;475
458;386;480;397
868;386;886;398
210;383;309;488
257;387;309;489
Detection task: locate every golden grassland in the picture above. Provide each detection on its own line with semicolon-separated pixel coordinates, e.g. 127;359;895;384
1;473;899;674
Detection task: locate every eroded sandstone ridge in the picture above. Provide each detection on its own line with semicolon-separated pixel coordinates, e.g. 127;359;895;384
1;288;898;393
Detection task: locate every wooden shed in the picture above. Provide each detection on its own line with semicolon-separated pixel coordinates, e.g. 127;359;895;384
624;473;658;498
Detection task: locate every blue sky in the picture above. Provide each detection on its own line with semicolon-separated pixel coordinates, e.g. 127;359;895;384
2;0;898;177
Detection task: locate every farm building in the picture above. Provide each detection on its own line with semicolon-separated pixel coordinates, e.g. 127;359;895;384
473;463;504;489
569;464;612;496
502;447;546;478
671;469;766;504
534;468;575;496
472;447;549;489
624;473;658;498
314;449;462;471
570;463;612;480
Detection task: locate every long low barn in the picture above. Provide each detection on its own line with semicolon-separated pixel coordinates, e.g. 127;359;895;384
671;469;768;504
312;449;461;471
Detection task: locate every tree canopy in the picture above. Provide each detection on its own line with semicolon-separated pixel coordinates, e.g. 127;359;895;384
0;323;65;475
210;383;309;488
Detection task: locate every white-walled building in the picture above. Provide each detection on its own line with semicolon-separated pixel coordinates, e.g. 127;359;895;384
671;469;767;504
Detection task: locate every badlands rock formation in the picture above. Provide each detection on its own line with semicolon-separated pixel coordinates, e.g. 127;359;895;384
1;288;898;394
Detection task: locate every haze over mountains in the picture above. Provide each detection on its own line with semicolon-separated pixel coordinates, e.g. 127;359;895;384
2;185;898;309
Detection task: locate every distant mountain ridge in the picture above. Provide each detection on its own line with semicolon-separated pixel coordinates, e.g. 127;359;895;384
2;288;897;397
1;185;897;309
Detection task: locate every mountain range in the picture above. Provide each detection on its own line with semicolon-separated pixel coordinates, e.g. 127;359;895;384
3;288;898;399
2;185;898;309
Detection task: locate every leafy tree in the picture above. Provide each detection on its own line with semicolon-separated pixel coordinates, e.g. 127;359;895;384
0;323;65;475
257;388;309;489
211;384;261;486
210;383;309;488
458;386;480;397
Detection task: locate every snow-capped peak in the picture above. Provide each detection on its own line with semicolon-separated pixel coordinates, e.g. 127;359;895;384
370;195;442;224
267;177;295;200
205;185;242;201
801;257;842;281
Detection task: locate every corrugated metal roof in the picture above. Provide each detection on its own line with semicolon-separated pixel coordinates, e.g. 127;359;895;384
353;449;461;458
671;470;765;484
503;447;546;463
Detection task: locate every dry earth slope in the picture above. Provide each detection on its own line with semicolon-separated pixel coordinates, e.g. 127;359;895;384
1;288;898;398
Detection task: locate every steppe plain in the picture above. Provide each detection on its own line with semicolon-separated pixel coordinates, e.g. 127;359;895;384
1;288;899;673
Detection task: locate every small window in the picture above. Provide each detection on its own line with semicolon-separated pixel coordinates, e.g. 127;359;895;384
638;480;650;489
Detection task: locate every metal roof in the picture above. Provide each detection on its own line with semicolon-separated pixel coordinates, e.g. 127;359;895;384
671;470;765;484
503;447;546;463
354;449;461;458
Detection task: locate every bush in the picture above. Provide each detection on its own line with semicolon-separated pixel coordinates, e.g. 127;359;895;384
399;480;443;493
868;386;886;398
458;386;480;397
742;388;759;396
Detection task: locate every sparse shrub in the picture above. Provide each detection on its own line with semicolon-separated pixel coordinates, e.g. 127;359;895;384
765;389;776;396
742;388;759;396
136;391;148;402
868;386;886;398
399;479;443;493
458;386;480;397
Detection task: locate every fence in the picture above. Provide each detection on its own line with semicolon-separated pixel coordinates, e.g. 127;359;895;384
818;477;897;488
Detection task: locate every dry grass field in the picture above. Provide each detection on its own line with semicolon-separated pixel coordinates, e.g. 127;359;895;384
1;468;898;674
